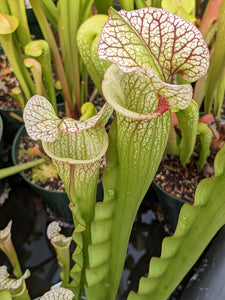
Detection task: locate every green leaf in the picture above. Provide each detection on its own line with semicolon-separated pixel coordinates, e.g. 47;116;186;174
176;99;199;166
23;95;113;299
204;0;225;115
24;58;46;97
161;0;196;23
79;102;98;121
98;7;209;82
0;290;12;300
84;121;118;300
128;143;225;300
47;222;72;287
0;13;35;101
119;0;134;11
197;122;213;171
39;0;57;29
8;0;31;46
77;14;111;96
214;72;225;116
29;0;74;118
0;221;23;278
95;63;192;300
25;40;57;113
94;0;113;14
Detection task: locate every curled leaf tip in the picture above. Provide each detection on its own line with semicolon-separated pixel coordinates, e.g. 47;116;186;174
47;221;72;245
25;40;50;57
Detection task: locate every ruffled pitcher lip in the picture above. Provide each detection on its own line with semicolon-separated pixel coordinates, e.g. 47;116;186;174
102;65;193;120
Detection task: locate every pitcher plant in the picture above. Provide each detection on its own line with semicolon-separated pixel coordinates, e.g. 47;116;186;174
2;5;225;300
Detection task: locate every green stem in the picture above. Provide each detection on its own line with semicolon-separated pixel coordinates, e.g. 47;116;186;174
25;40;57;113
8;0;31;47
29;0;75;118
107;112;170;300
94;0;113;14
118;0;134;10
64;162;101;298
40;0;58;29
80;67;88;105
58;0;81;116
0;0;10;14
79;0;93;25
0;34;34;101
214;68;225;116
11;87;25;110
135;0;147;9
0;221;23;279
0;158;45;179
2;238;23;279
24;58;47;97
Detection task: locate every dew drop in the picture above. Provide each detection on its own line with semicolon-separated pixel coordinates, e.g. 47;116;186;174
107;189;115;197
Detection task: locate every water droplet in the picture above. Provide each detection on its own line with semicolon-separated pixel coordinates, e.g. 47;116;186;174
107;189;115;197
180;215;188;225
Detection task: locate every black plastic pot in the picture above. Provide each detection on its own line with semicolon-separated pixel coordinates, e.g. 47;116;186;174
0;113;3;142
12;125;73;224
0;114;6;199
0;108;23;143
180;225;225;300
152;180;192;231
12;125;103;224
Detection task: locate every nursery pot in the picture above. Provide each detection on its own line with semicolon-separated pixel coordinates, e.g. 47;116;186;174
12;125;73;224
0;114;6;197
152;180;192;231
0;113;3;142
0;108;23;143
180;225;225;300
11;125;103;224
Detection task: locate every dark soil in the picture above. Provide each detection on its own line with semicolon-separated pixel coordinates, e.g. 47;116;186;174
0;55;21;110
17;134;65;191
154;115;225;203
154;153;215;203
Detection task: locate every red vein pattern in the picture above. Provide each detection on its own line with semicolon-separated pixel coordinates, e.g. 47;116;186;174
23;95;113;142
102;64;193;120
98;7;210;82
